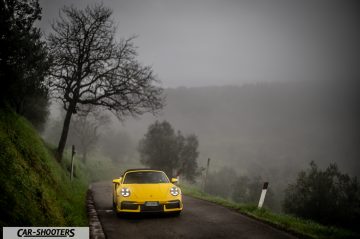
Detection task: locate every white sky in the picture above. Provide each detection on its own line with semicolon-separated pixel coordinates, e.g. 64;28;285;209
39;0;360;88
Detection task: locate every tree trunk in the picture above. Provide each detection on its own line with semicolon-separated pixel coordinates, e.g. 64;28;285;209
56;102;75;162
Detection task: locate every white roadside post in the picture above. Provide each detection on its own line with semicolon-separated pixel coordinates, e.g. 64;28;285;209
258;182;269;208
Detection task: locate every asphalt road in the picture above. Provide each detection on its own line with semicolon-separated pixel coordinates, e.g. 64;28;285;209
91;181;297;239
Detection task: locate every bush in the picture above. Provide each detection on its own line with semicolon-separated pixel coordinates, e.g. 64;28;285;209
283;161;360;230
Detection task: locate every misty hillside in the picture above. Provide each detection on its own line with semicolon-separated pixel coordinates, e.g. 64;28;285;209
119;79;359;181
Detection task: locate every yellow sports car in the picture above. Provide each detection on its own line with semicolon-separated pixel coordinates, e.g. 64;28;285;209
112;169;183;215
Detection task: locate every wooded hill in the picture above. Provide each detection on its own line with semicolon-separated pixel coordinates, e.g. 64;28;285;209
122;79;359;182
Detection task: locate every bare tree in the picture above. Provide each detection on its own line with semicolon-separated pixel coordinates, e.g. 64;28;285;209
47;4;164;161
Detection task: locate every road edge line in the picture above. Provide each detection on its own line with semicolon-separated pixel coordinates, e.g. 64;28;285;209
87;186;106;239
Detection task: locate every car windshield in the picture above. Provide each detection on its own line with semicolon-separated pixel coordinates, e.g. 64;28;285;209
123;171;170;184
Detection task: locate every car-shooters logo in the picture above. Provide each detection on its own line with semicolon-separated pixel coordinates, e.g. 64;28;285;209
18;228;75;237
3;227;89;239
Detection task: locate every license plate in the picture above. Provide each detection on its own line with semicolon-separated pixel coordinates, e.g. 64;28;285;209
145;201;159;206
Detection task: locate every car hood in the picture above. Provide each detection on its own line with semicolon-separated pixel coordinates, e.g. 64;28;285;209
125;183;174;200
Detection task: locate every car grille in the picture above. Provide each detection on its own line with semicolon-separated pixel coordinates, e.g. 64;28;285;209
121;201;139;210
140;204;164;212
165;200;181;209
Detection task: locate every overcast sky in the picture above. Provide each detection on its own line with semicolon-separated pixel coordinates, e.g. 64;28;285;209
39;0;360;88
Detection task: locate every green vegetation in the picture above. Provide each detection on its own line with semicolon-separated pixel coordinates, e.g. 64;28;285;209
1;0;50;131
0;109;88;226
139;120;200;181
284;161;360;229
180;184;359;239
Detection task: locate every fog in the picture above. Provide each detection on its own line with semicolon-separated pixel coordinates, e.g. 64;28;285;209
41;0;360;211
116;80;359;176
39;0;360;87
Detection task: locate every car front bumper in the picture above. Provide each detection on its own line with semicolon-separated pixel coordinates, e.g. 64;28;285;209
116;199;183;213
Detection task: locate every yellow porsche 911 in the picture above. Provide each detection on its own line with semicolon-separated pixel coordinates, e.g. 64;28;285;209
112;169;183;215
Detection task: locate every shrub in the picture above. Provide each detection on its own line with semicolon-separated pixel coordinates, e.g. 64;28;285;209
283;161;360;230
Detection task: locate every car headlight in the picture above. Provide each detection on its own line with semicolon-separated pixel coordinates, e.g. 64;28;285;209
120;188;130;197
170;186;179;196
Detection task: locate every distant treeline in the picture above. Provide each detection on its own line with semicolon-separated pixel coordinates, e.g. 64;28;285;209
159;79;360;177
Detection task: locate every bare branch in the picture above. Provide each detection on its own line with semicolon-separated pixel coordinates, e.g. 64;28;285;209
47;4;164;161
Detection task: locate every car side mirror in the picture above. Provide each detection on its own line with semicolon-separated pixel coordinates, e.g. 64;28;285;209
112;178;121;184
171;178;178;183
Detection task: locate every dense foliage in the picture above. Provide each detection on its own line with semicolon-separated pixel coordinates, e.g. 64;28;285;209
139;120;200;181
283;161;360;229
0;0;50;130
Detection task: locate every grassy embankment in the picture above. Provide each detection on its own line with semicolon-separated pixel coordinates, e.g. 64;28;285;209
180;184;358;239
0;109;88;227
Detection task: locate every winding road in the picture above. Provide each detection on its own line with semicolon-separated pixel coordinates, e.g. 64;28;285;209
91;181;297;239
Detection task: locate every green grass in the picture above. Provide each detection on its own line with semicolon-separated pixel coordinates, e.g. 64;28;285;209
180;184;359;239
0;108;89;227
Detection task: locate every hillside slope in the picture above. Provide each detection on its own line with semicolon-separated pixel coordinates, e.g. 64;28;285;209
0;109;88;226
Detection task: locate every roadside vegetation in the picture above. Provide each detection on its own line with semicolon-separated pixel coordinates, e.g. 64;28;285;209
0;109;88;226
180;183;358;239
284;162;360;230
